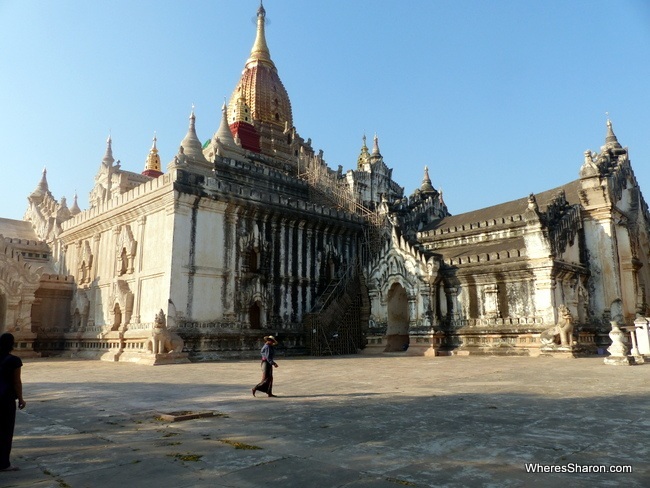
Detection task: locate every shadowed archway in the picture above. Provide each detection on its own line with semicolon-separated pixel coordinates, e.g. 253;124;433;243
385;282;409;352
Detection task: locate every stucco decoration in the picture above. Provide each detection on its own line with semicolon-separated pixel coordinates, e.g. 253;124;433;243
79;241;93;284
116;224;137;275
109;279;133;329
0;237;44;333
366;225;434;334
239;278;272;325
70;289;90;331
239;223;270;274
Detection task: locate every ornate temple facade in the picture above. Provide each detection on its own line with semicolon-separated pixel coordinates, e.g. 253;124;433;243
1;4;649;362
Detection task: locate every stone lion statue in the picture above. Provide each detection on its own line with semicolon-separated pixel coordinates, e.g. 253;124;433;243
540;304;574;347
148;309;184;354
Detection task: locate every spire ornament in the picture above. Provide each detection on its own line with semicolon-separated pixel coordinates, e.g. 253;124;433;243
214;101;236;148
246;0;274;68
357;134;370;168
372;133;381;157
180;106;208;163
420;166;435;193
604;115;622;149
102;134;115;167
142;132;163;177
29;167;50;200
70;192;81;215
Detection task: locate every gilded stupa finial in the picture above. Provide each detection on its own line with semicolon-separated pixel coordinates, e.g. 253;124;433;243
246;0;274;68
144;132;162;174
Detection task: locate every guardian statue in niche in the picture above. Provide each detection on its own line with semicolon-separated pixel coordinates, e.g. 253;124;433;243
148;309;184;354
540;304;574;347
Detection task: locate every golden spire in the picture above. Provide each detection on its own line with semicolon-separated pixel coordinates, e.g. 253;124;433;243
144;133;162;173
246;1;275;68
357;134;370;168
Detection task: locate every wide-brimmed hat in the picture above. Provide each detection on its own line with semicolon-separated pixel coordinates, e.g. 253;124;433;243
264;335;278;344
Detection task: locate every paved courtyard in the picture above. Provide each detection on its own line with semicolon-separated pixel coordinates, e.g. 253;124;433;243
2;354;648;487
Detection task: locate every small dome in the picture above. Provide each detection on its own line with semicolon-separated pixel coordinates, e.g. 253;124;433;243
180;108;208;162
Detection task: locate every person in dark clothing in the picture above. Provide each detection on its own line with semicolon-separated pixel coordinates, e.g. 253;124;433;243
0;333;26;472
252;335;279;397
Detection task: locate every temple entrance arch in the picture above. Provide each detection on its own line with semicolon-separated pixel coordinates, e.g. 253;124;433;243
385;282;410;352
326;258;336;282
249;302;262;329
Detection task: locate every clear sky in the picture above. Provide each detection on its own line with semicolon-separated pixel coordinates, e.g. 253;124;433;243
1;0;650;221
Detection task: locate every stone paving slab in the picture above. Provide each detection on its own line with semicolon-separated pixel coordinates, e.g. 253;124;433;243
1;355;648;487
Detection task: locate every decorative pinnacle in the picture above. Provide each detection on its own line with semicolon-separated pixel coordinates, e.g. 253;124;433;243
421;166;435;193
372;133;381;156
605;115;621;148
103;133;115;166
189;105;196;130
246;1;274;68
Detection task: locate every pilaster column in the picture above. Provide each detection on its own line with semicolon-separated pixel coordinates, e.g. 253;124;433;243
279;217;289;322
297;220;305;321
223;207;238;318
305;223;314;313
533;267;556;324
92;233;101;283
408;295;418;328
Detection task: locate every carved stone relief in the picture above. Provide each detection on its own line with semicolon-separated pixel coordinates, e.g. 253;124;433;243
116;225;137;275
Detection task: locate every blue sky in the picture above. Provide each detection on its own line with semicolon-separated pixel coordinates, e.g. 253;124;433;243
1;0;650;221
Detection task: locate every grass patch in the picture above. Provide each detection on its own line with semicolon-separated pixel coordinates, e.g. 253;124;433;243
168;452;203;462
386;477;416;486
219;439;262;450
162;432;180;438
